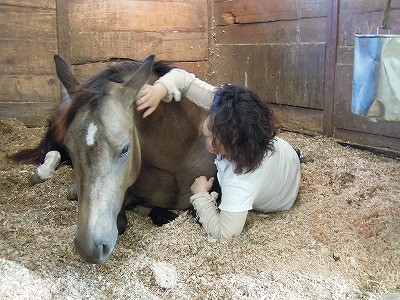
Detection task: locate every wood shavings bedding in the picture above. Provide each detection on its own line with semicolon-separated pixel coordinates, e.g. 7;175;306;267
0;117;399;299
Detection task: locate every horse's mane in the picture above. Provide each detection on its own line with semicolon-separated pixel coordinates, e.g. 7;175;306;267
53;60;173;144
8;59;173;165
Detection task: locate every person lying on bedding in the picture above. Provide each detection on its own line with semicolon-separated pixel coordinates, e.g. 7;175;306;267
136;68;301;240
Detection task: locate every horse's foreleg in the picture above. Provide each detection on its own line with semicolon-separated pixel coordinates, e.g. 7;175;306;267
29;151;61;186
149;207;178;226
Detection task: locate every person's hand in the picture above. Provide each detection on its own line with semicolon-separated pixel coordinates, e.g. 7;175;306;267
136;83;168;118
191;176;214;194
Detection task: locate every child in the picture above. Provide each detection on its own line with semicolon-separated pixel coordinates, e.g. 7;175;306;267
136;69;301;240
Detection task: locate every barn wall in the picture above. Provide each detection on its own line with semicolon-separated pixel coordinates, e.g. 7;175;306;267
210;0;400;153
0;0;59;126
0;0;211;127
331;0;400;152
210;0;327;135
63;0;211;84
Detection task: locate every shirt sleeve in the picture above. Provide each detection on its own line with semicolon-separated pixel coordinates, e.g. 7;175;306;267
189;191;249;240
218;181;256;212
154;68;216;110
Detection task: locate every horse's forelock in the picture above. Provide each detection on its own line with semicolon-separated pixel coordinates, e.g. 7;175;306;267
52;61;142;143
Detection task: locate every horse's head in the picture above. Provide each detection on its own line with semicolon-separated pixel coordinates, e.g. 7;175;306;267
53;55;155;263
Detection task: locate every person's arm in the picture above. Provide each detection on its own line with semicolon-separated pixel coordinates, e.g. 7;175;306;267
189;176;249;240
136;68;216;117
190;192;248;240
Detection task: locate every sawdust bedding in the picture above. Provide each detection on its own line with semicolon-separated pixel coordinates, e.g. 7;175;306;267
0;117;399;300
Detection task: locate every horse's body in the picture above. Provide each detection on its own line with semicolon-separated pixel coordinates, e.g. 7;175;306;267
10;55;216;263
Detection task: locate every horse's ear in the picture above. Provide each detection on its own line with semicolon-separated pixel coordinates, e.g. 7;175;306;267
124;54;155;103
60;83;72;105
54;54;80;94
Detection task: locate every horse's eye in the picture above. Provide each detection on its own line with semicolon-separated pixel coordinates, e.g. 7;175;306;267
119;144;129;157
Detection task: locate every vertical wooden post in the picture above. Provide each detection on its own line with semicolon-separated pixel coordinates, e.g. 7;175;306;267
323;0;339;137
207;0;214;82
56;0;71;65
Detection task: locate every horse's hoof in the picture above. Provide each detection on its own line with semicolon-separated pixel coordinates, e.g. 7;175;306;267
67;183;77;200
117;211;128;235
149;207;178;226
300;156;307;164
28;151;62;187
28;171;45;187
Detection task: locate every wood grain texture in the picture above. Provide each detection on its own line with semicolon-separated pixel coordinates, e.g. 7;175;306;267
69;31;208;63
0;102;58;127
211;43;325;110
271;104;324;135
0;5;57;75
214;17;327;45
214;0;327;25
0;75;59;103
0;0;55;8
69;0;207;32
68;0;209;63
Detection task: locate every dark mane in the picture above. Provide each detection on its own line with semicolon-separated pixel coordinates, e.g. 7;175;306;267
153;60;174;77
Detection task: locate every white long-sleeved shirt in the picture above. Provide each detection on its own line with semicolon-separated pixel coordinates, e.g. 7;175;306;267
155;69;301;240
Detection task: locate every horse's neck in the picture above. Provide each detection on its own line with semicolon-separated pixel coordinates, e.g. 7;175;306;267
135;99;207;169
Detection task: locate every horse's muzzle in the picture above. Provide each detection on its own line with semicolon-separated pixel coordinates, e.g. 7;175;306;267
74;237;115;264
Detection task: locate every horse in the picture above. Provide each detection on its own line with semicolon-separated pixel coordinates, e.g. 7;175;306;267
9;54;217;264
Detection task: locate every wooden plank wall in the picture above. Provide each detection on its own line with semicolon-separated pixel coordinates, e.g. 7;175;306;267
65;0;210;84
332;0;400;152
0;0;59;126
0;0;210;127
210;0;327;135
210;0;400;153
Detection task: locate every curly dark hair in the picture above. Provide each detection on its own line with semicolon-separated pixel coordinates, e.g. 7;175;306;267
210;84;276;174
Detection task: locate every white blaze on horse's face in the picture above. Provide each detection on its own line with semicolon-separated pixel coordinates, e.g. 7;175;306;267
86;123;98;146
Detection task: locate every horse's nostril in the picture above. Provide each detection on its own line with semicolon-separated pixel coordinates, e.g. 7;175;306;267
74;237;114;264
101;243;112;257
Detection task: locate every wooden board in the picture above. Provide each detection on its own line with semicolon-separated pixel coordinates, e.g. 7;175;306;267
0;5;57;75
335;128;400;153
69;31;208;63
68;0;209;63
0;0;212;126
0;75;59;103
0;2;59;126
211;1;327;135
69;0;207;32
0;0;54;8
214;17;327;45
210;43;325;110
339;0;400;13
214;0;327;25
270;104;324;135
338;10;400;48
0;102;58;127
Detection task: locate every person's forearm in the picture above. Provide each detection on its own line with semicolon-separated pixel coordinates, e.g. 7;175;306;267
190;192;248;240
155;69;216;110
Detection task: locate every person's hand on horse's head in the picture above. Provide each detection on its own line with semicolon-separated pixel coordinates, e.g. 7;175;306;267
136;83;167;118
